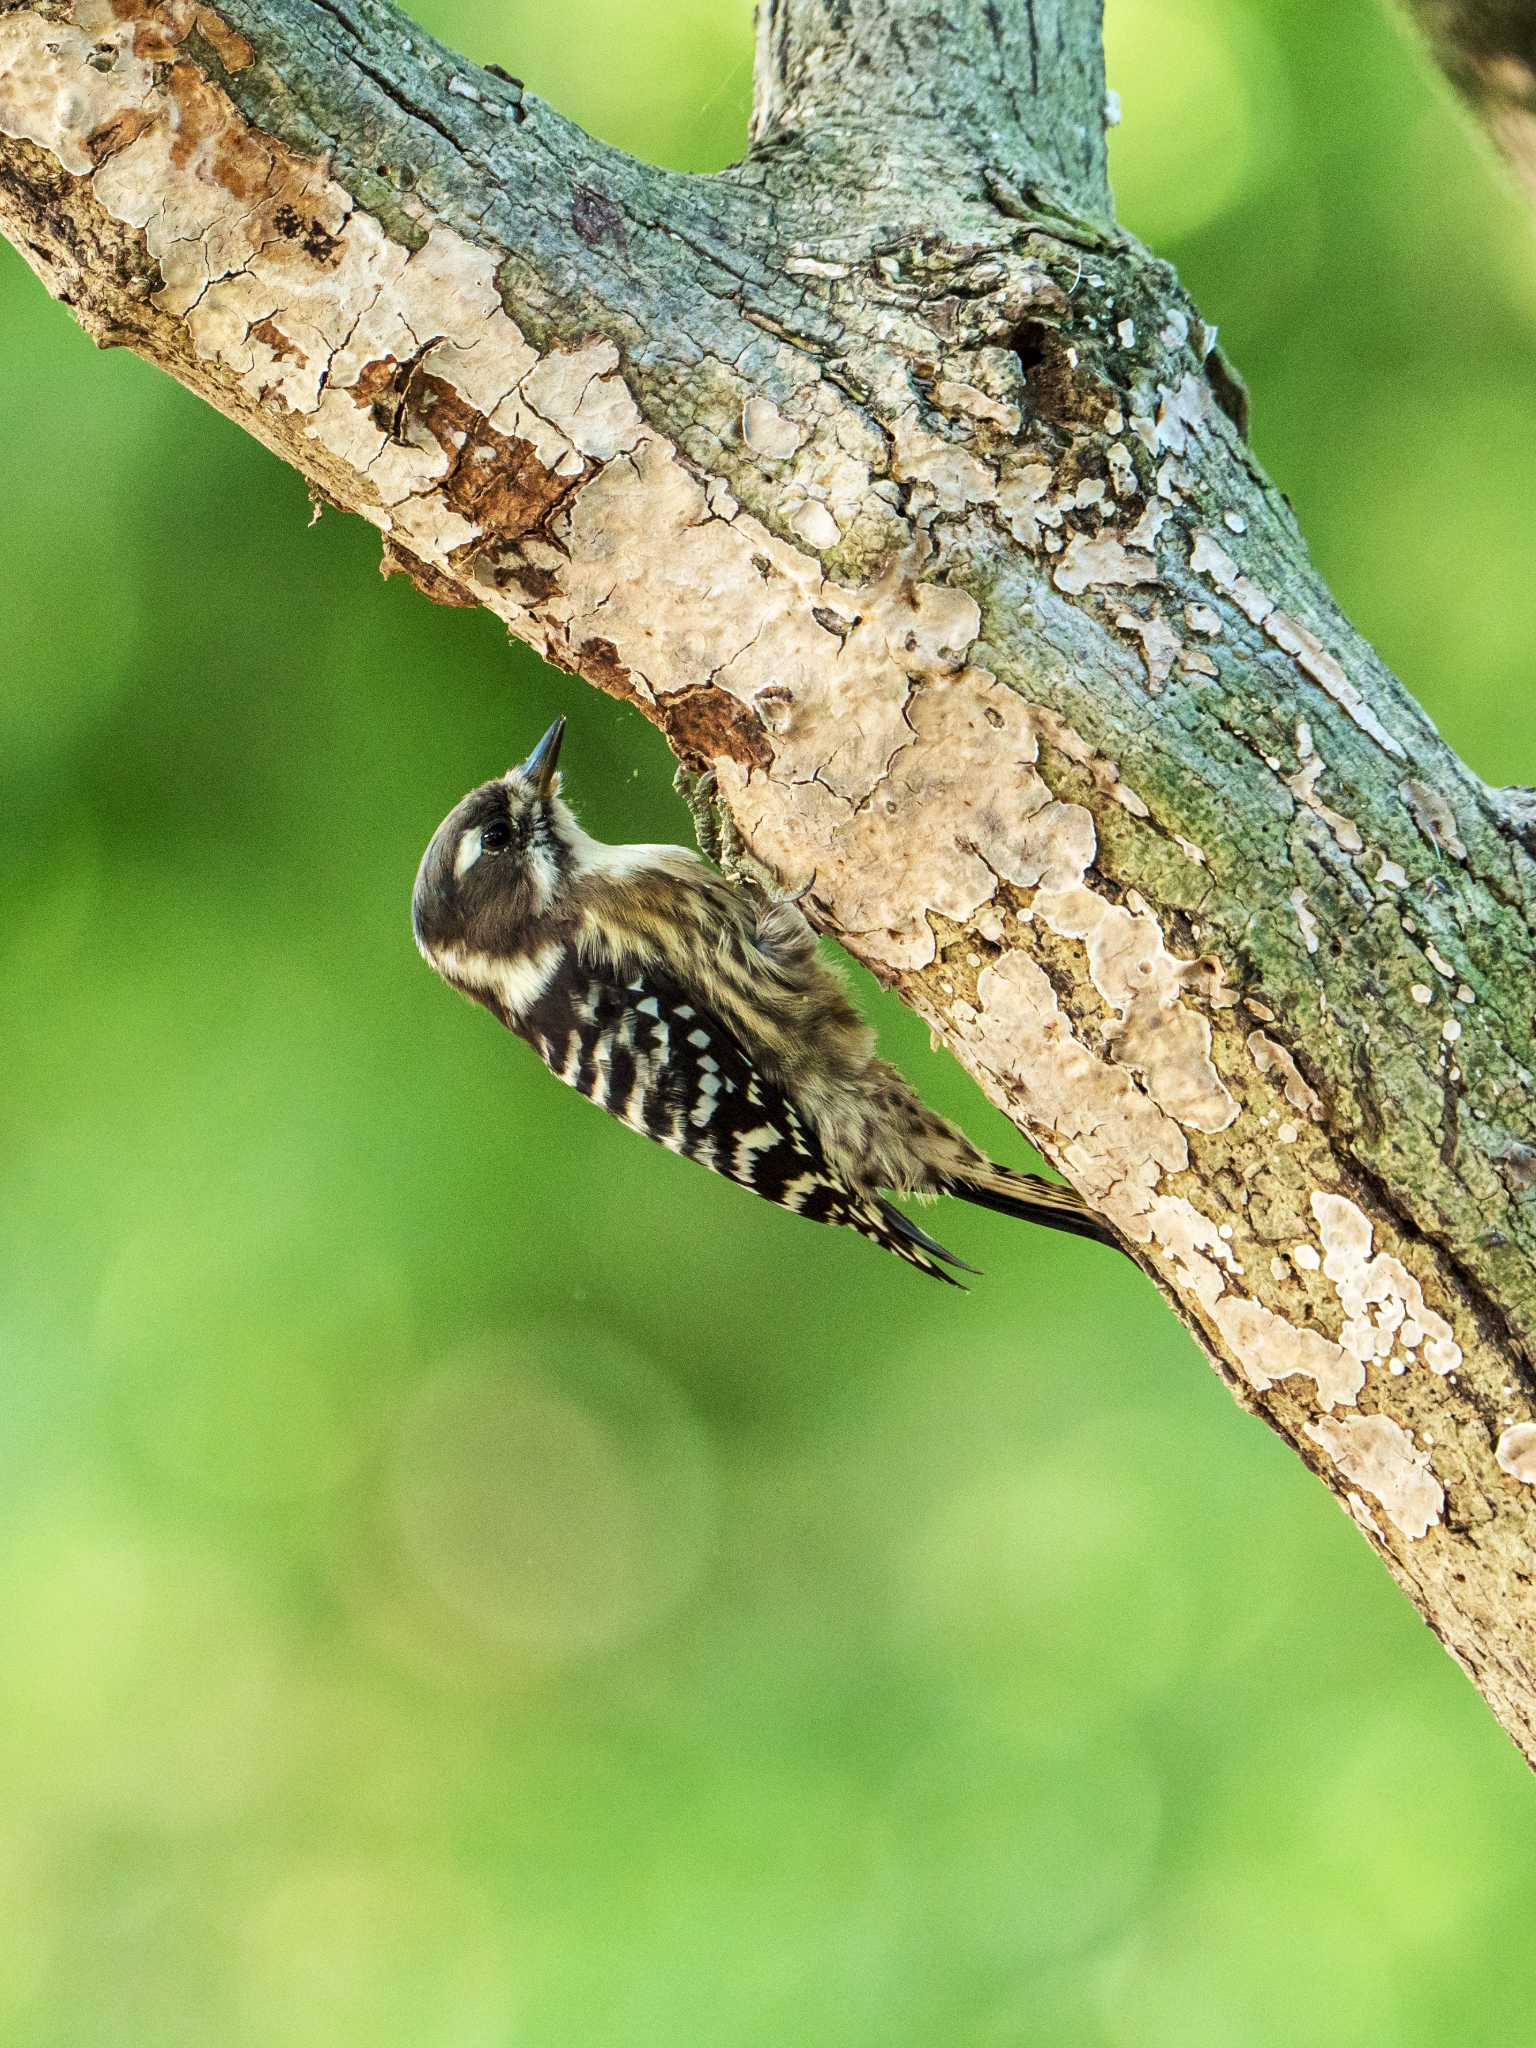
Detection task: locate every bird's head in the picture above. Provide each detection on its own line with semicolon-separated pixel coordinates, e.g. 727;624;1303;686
411;717;574;963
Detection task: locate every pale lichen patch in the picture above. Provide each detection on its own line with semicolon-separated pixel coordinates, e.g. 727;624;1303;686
1311;1192;1462;1376
784;253;850;279
521;340;644;462
725;677;1112;969
929;378;1020;433
1247;1032;1322;1118
1036;881;1238;1132
1053;531;1158;597
0;11;154;176
1189;531;1270;623
1285;745;1364;854
1495;1424;1536;1485
890;412;996;511
1305;1414;1444;1539
740;395;801;462
1145;1196;1363;1407
1153;372;1212;454
995;463;1058;548
1214;1294;1360;1405
1288;887;1320;955
963;952;1191;1215
814;696;1237;1140
791;498;840;548
1191;533;1404;759
1127;497;1170;552
550;440;989;816
1115;609;1182;692
1106;443;1136;497
1345;1491;1384;1539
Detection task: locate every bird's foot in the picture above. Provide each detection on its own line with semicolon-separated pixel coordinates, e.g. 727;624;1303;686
674;762;727;868
673;765;788;896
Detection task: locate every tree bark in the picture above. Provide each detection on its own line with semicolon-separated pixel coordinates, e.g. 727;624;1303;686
5;0;1536;1759
750;0;1110;209
1404;0;1536;198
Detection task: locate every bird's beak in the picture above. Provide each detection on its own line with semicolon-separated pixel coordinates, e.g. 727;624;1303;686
517;717;566;797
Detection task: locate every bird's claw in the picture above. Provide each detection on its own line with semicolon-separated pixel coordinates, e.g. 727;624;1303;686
674;763;799;901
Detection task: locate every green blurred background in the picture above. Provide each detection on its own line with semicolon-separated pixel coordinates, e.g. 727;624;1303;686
4;1;1536;2041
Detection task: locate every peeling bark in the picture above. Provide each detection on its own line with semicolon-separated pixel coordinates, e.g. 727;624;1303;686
5;0;1536;1760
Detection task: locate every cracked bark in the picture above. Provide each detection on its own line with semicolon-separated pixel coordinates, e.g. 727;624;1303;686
5;0;1536;1760
1404;0;1536;197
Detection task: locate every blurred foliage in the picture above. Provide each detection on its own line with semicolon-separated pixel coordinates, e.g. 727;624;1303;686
3;0;1536;2042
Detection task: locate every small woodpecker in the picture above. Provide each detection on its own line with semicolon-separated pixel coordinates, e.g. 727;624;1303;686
412;719;1120;1282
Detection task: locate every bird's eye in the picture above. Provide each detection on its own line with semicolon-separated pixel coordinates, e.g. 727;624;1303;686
481;819;513;856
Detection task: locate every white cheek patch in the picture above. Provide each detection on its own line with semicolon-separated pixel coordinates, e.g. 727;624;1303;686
432;941;563;1021
488;944;563;1017
454;828;485;880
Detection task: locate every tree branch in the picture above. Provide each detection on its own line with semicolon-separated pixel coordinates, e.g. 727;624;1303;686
5;0;1536;1761
1404;0;1536;198
750;0;1110;213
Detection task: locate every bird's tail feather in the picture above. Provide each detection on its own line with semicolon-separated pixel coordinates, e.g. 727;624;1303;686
872;1196;979;1286
944;1162;1120;1250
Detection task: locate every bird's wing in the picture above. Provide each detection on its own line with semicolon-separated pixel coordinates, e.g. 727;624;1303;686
513;950;968;1282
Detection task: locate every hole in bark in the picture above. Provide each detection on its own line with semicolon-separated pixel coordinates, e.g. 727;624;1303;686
1009;320;1050;376
1004;318;1082;424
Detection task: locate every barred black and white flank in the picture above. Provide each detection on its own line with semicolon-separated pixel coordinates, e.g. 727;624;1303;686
412;720;1120;1283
